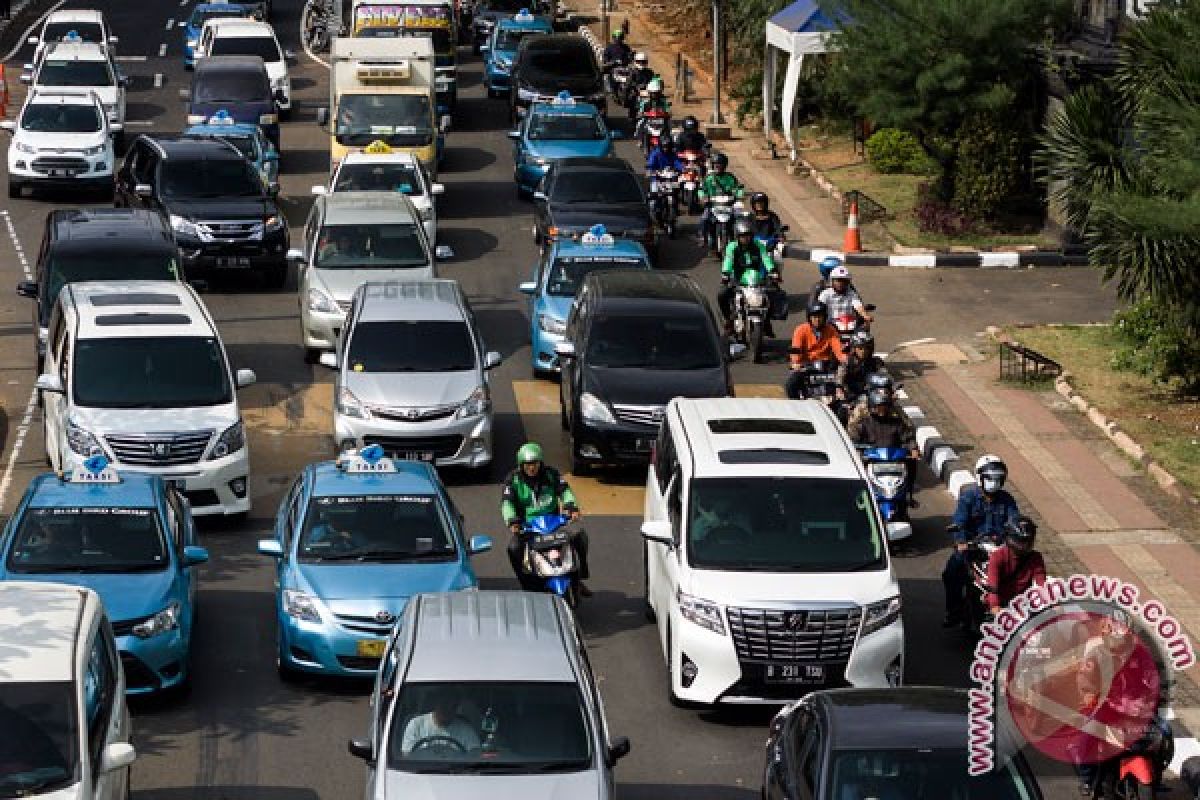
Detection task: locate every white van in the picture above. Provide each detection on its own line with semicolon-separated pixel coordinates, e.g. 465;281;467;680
0;582;135;800
640;398;904;706
37;280;257;516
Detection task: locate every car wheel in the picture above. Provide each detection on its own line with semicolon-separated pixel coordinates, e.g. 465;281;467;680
262;260;288;290
643;542;656;622
8;180;20;198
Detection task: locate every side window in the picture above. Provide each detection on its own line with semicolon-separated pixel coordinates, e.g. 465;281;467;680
654;424;677;494
666;473;682;540
84;626;117;781
57;330;71;386
48;304;64;357
283;480;303;548
132;145;155;186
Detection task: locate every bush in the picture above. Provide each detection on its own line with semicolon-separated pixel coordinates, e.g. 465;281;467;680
951;114;1027;220
1111;299;1200;392
865;128;928;174
914;182;975;235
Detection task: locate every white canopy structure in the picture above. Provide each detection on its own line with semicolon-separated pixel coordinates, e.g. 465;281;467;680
762;0;847;159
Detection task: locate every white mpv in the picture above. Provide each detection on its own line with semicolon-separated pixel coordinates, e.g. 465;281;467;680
641;398;905;706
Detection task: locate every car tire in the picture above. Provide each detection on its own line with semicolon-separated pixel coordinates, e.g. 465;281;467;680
643;542;656;622
8;180;20;198
262;260;288;290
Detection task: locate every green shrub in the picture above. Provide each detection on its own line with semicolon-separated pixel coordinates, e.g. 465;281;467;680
1111;299;1200;392
951;114;1026;220
865;128;928;174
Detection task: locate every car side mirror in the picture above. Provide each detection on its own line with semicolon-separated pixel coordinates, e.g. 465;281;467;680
484;351;502;370
274;88;287;104
887;522;913;542
19;74;31;85
178;88;190;101
118;76;129;88
179;22;189;28
435;245;454;261
109;35;120;44
285;49;297;63
347;738;374;764
532;191;547;202
479;44;490;52
640;520;672;547
518;281;536;295
182;545;210;567
100;742;136;774
318;352;338;369
506;130;520;140
257;539;284;557
22;63;33;72
265;150;280;161
468;535;493;555
316;107;330;127
27;36;37;45
17;280;37;298
0;121;14;133
35;373;64;394
236;368;257;388
311;185;328;196
287;248;305;262
135;183;153;198
607;736;631;766
188;279;209;293
430;183;444;195
553;341;575;359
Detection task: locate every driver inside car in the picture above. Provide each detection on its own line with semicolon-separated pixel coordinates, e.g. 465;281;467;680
401;688;481;755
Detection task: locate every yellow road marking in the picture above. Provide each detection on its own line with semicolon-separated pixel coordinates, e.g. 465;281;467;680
243;382;334;435
565;475;646;517
512;379;561;414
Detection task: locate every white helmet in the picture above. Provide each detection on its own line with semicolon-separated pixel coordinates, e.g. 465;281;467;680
633;52;649;66
647;77;663;93
830;265;851;280
975;454;1008;493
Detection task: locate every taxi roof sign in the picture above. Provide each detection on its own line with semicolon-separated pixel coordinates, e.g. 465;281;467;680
580;224;615;246
337;444;398;473
66;454;120;484
550;90;575;106
62;30;84;42
365;140;394;154
207;109;237;125
513;8;535;20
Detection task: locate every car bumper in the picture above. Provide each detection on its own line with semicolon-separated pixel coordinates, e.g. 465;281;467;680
8;156;113;186
334;411;493;468
61;448;251;516
301;306;346;351
178;230;289;272
531;329;565;372
278;611;389;678
668;611;905;705
572;417;659;465
117;629;190;695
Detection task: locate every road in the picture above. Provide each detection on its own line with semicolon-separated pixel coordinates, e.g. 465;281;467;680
0;0;1119;796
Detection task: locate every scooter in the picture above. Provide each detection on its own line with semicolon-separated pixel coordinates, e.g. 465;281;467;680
637;107;670;153
648;167;679;238
520;513;583;608
607;62;632;99
1081;717;1174;800
857;446;912;539
832;305;875;349
678;150;704;213
707;194;741;252
787;357;841;404
731;272;776;364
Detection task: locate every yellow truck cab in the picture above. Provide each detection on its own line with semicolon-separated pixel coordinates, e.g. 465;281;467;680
350;1;458;116
316;37;448;179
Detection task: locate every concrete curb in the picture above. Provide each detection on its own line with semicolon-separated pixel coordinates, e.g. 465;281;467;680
985;326;1199;508
779;243;1090;269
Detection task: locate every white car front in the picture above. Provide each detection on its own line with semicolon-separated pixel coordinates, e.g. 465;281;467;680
4;92;114;196
199;21;292;113
25;42;126;139
322;151;444;244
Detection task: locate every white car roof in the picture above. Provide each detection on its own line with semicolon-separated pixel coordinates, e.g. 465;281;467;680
27;89;101;106
205;18;277;37
66;281;215;340
340;151;422;167
0;582;94;684
42;41;110;61
46;9;105;24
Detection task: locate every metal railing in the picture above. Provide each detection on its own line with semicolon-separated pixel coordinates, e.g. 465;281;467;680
999;341;1062;383
841;190;887;223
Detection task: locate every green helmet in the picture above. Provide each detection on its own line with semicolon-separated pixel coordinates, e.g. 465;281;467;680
517;442;544;465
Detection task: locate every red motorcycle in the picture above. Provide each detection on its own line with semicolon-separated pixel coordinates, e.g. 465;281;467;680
832;303;876;348
637;108;671;153
678;149;704;214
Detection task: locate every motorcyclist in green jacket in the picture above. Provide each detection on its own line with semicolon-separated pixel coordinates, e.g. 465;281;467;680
718;219;782;335
501;442;589;594
697;152;744;253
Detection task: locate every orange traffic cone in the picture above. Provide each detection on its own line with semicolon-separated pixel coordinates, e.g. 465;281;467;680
843;199;862;253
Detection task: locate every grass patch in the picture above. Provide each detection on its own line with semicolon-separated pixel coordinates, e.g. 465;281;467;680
1005;325;1200;498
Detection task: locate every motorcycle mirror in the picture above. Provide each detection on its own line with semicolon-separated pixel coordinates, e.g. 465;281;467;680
864;303;877;311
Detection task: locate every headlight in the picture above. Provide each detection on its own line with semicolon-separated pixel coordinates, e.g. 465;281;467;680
861;595;902;637
82;143;106;156
337;387;371;419
66;419;101;456
456;385;490;419
15;140;36;154
169;214;199;237
264;214;285;231
677;590;726;636
533;157;549;166
537;313;565;335
580;392;616;424
208;420;245;460
282;590;321;623
306;288;338;313
131;603;181;639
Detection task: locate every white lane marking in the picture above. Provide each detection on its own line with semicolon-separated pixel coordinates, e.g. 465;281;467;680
894;337;937;350
115;55;148;62
154;73;164;88
2;0;67;62
180;0;189;5
0;210;39;514
159;43;168;57
300;0;330;68
165;18;175;30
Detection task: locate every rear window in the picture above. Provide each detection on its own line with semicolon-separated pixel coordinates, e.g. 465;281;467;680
193;68;270;103
43;22;104;43
520;43;596;79
41;251;181;324
586;312;720;370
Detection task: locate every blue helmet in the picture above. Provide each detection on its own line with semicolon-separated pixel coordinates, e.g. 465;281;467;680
819;256;842;279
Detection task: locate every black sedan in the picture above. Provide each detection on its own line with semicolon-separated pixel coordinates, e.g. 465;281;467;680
762;687;1045;799
532;157;657;260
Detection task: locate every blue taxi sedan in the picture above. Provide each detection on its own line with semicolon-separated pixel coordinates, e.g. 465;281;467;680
257;446;493;680
482;9;553;97
519;225;653;376
0;457;208;695
184;111;281;185
508;93;621;197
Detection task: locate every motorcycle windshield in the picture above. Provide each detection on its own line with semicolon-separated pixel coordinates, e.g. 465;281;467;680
527;513;570;534
860;447;910;462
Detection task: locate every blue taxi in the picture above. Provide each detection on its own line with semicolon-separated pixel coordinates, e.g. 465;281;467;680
257;446;493;680
482;9;553;97
0;456;209;695
508;92;620;196
184;110;281;185
519;225;653;376
182;3;250;68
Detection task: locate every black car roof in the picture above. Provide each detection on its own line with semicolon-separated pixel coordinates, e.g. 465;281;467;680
816;687;971;750
145;136;246;161
554;157;635;172
49;209;173;245
519;33;593;51
585;270;707;307
194;54;268;72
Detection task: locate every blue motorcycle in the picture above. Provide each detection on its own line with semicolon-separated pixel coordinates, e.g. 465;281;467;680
520;513;582;607
858;446;913;541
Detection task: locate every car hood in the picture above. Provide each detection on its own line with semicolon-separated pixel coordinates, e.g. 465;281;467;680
345;369;478;409
17;130;108;151
295;561;469;605
383;770;602;800
583;365;727;407
13;571;176;624
549;206;649;234
535;294;574;324
169;196;271;221
683;563;898;606
71;406;237;437
525;140;612;161
518;75;601;95
311;265;437;302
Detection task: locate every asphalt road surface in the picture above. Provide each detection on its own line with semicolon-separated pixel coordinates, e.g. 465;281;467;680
0;0;1119;795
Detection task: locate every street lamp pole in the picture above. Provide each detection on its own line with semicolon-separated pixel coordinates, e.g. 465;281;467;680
601;0;610;45
710;0;724;125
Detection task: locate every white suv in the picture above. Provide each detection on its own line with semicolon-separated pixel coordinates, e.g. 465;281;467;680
37;280;257;517
0;582;135;800
2;89;114;198
195;19;294;115
28;9;119;61
22;39;126;147
641;398;905;706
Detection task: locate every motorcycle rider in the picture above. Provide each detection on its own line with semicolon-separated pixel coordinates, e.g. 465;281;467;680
719;219;781;335
786;301;846;400
625;52;654;113
845;369;897;431
808;255;852;305
697;152;744;253
837;331;887;413
942;455;1019;627
646;135;685;173
674;115;708;154
985;516;1046;615
601;30;633;95
818;265;874;329
500;442;590;595
749;192;784;242
848;388;919;503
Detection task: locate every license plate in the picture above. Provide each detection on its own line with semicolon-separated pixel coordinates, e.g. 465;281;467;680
215;257;251;268
402;451;434;462
765;663;825;684
356;639;386;658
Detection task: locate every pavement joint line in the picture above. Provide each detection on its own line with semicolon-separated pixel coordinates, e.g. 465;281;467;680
115;56;148;62
165;18;175;30
1059;530;1184;546
0;210;38;513
1;0;66;62
158;43;168;57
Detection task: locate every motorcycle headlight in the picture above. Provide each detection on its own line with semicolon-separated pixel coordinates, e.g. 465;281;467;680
66;419;101;456
861;595;902;637
677;590;726;635
208;420;245;460
15;140;36;154
337;387;371;419
264;214;285;231
456;385;490;419
580;392;616;424
537;313;565;335
169;214;199;237
306;288;338;313
131;603;181;639
282;590;321;623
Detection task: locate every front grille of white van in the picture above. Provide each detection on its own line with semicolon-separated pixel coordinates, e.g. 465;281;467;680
105;430;214;466
726;606;861;662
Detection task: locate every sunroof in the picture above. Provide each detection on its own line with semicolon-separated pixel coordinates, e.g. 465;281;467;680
708;419;815;435
717;449;830;465
90;293;181;307
94;313;192;326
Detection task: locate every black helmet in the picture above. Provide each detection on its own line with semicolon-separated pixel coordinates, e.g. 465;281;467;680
751;192;769;210
734;219;754;237
807;300;827;319
1006;516;1037;546
683;115;699;133
659;136;675;151
867;388;892;408
866;371;893;391
851;330;874;350
712;152;728;169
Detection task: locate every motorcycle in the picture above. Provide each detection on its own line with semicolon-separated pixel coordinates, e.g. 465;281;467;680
678;150;705;213
707;194;742;253
963;532;1002;634
857;446;912;538
833;307;874;349
1081;717;1174;800
607;62;632;100
787;357;841;404
520;513;583;608
637;107;671;153
648;167;679;238
731;272;776;363
301;0;331;53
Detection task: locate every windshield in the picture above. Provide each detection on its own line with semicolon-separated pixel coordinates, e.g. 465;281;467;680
387;682;592;773
495;29;536;50
73;336;233;409
335;94;433;147
43;22;104;43
688;478;885;571
521;46;596;80
333;163;424;195
37;59;113;88
830;748;1036;799
7;507;168;573
547;257;646;296
586;313;720;369
42;251;180;324
528;112;603;141
0;682;77;798
298;494;455;562
315;223;428;268
162;157;262;198
190;8;247;28
21;103;101;133
348;320;475;372
216;133;257;159
553;171;642;204
482;0;528;11
209;35;281;62
194;70;270;103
